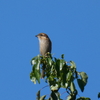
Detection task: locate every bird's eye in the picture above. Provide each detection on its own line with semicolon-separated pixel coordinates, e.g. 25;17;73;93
40;34;44;36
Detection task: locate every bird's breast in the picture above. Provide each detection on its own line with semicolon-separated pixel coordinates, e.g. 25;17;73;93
38;39;51;56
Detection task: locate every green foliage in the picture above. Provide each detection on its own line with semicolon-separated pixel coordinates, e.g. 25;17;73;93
30;54;90;100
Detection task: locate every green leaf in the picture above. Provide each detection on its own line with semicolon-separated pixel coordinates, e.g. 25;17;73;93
98;92;100;98
67;92;77;100
50;85;59;91
36;90;40;100
70;61;76;69
60;59;65;71
77;79;86;92
30;76;36;84
30;71;37;84
70;82;76;93
66;72;72;88
67;71;72;81
31;56;37;65
31;59;36;65
79;72;88;85
62;66;67;85
31;55;41;65
30;56;41;83
77;97;91;100
77;72;88;92
67;95;72;100
40;95;46;100
34;69;41;83
61;54;64;59
55;59;60;76
51;91;60;100
47;57;52;66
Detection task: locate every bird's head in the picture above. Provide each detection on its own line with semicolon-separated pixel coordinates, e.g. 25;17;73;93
36;33;49;39
36;33;52;56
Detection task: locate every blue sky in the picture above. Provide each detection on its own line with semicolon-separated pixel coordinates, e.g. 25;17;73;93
0;0;100;100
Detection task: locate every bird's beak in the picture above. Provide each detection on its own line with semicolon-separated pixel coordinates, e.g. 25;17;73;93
35;35;38;37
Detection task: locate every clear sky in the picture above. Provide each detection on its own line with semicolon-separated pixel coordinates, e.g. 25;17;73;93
0;0;100;100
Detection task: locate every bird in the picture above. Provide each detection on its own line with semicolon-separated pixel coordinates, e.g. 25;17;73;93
35;33;52;56
35;33;52;78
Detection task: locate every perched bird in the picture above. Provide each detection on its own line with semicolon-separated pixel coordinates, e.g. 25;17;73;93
36;33;52;78
35;33;52;56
